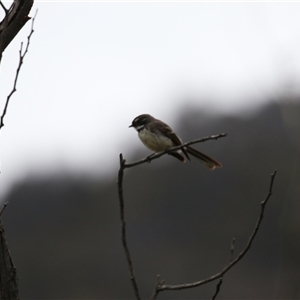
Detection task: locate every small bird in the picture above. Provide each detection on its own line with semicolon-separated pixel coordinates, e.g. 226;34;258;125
129;114;222;170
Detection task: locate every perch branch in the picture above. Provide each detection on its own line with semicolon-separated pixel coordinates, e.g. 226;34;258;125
151;170;277;299
124;133;227;169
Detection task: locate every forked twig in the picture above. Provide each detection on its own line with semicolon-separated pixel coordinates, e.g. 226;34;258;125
151;170;277;299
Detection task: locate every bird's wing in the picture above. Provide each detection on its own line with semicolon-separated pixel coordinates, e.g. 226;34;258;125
162;126;190;160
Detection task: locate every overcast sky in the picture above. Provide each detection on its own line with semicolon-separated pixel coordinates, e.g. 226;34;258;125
0;1;300;197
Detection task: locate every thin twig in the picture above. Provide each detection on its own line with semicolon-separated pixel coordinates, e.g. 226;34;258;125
0;202;8;216
0;1;8;12
124;133;227;169
212;278;223;300
212;236;237;298
0;9;37;130
117;153;141;300
230;237;235;262
151;170;277;299
211;237;235;299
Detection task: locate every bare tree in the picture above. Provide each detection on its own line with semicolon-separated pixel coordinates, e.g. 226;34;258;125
117;134;277;299
0;0;35;299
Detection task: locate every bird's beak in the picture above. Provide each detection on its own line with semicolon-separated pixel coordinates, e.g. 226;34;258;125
129;124;133;128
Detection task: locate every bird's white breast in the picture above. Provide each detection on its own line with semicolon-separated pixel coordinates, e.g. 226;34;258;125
138;128;173;152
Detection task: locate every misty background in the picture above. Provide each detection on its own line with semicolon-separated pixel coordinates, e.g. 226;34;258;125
0;2;300;299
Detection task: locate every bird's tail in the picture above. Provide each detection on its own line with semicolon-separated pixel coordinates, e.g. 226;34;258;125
186;146;222;170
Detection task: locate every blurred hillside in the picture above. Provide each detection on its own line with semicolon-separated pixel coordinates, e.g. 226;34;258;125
1;101;300;299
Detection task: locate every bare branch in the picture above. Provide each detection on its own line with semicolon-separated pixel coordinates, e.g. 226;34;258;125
0;9;36;130
0;3;34;300
151;170;277;299
117;153;141;300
